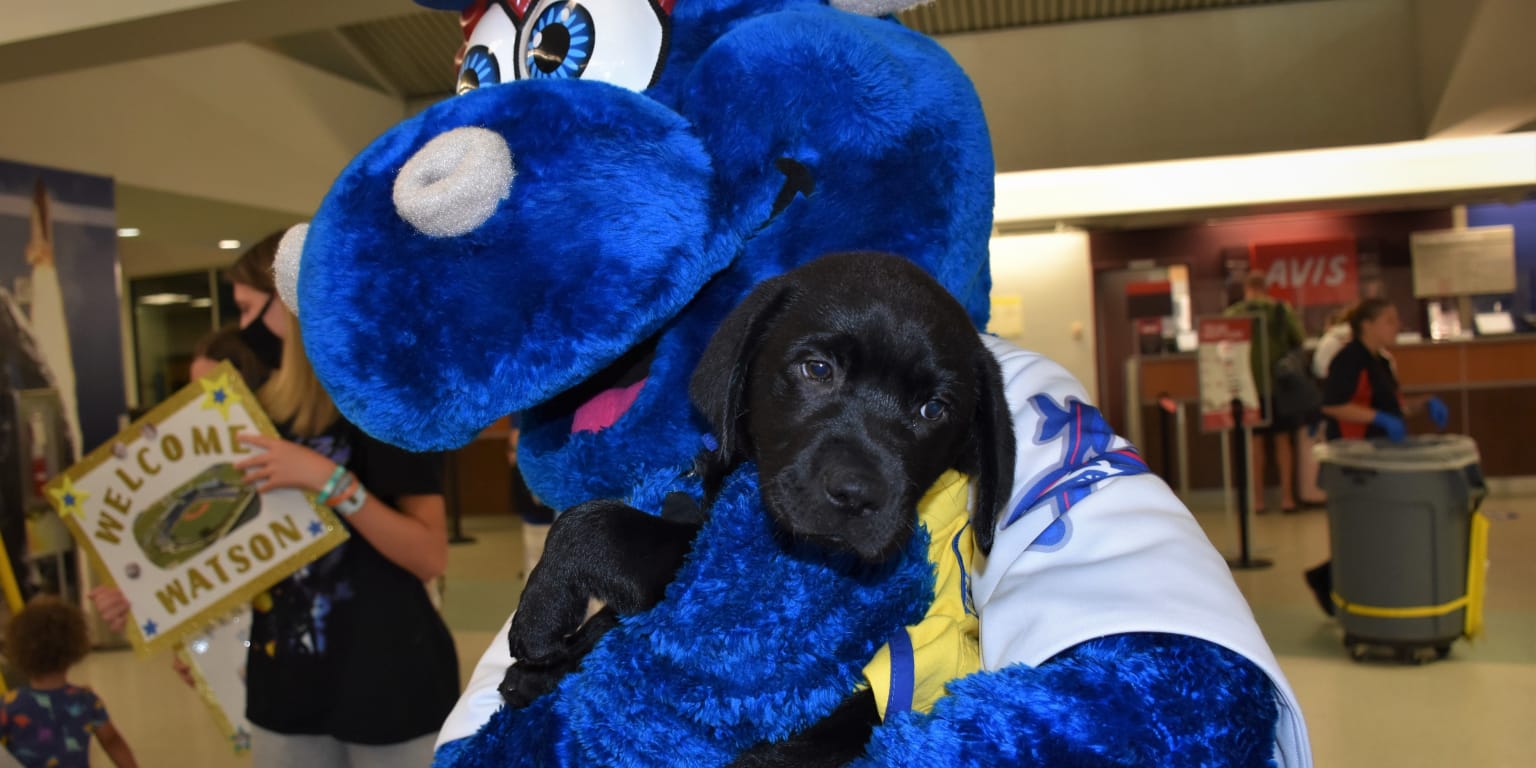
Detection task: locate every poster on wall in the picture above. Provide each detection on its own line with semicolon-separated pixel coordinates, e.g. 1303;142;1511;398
1250;237;1358;306
1;159;128;605
0;159;127;459
45;362;349;656
1197;317;1264;433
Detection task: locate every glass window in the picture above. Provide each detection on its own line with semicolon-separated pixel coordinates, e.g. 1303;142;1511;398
129;271;220;408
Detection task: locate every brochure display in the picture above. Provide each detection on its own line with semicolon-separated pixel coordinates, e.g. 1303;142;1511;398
1197;317;1263;433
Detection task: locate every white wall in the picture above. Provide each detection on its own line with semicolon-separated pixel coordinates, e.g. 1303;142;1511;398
3;0;231;45
987;231;1098;400
941;0;1425;172
0;43;404;214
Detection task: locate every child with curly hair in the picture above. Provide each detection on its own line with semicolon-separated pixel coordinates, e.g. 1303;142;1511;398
1;597;137;768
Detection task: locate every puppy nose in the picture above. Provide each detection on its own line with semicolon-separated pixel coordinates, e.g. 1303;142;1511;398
823;468;882;516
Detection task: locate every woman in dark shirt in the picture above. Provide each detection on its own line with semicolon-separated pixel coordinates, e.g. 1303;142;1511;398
88;234;459;766
1306;298;1448;615
1318;298;1443;441
230;275;459;765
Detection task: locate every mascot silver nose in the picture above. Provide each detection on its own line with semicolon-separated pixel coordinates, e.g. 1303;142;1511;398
273;223;307;316
392;126;515;238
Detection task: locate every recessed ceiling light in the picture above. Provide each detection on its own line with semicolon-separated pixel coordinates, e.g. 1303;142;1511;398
218;240;241;250
117;227;141;237
139;293;192;306
189;298;213;308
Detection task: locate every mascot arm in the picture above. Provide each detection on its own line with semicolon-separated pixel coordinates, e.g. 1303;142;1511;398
972;335;1309;767
857;633;1279;768
437;612;517;753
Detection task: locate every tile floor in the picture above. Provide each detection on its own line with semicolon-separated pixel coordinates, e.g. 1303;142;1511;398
65;491;1535;766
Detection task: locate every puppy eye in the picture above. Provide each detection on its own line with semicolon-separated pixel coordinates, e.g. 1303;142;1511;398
918;400;947;421
800;360;833;382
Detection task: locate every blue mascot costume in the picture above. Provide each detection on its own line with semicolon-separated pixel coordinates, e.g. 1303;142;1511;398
275;1;1312;765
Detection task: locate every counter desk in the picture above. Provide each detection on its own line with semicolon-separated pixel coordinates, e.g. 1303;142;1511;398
1129;335;1536;491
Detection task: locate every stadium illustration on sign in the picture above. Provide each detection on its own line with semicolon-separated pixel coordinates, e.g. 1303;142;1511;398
133;463;262;569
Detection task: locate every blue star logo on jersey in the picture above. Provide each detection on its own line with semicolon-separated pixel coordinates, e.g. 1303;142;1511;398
142;619;158;638
309;521;325;537
1005;395;1149;552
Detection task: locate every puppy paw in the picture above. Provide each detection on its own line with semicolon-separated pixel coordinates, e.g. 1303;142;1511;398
498;658;570;708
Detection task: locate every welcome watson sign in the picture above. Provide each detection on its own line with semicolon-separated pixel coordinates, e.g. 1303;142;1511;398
47;362;348;655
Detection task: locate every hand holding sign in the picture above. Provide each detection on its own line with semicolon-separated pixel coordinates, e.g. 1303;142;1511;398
87;585;130;633
234;434;339;495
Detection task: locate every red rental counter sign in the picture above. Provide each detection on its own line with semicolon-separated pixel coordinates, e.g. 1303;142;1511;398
1249;238;1357;306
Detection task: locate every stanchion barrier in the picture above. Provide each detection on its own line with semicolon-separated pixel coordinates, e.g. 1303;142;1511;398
1227;398;1271;570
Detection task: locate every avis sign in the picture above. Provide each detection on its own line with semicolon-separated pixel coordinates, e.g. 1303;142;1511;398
46;362;348;656
1250;238;1358;306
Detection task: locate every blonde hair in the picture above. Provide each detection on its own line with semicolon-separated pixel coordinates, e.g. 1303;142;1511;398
258;303;339;437
226;230;283;294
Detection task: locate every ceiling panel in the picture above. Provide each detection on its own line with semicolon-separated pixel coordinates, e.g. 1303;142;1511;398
902;0;1323;36
340;11;462;99
314;0;1331;100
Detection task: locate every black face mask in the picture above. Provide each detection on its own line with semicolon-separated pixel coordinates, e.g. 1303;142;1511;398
239;294;285;371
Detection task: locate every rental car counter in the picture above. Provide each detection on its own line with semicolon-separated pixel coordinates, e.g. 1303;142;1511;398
1128;334;1536;492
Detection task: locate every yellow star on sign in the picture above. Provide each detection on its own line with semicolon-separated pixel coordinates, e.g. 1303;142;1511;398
48;476;89;518
199;372;243;421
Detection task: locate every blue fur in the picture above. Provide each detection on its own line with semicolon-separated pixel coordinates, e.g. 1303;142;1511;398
295;1;1282;765
296;3;994;509
435;466;934;767
860;634;1279;768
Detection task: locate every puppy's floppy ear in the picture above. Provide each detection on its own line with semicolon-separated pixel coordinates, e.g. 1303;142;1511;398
962;345;1015;556
689;276;795;466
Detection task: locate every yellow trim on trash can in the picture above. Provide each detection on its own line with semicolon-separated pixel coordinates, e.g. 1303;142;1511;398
1332;593;1469;619
1464;511;1489;640
1330;509;1491;639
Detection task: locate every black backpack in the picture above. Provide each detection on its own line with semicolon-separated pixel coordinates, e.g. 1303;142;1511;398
1272;346;1322;422
1265;302;1321;422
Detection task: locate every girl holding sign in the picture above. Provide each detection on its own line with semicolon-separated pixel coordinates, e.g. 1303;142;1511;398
94;234;459;768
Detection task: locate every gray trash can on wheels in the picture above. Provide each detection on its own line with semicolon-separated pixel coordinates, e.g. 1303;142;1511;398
1315;435;1489;664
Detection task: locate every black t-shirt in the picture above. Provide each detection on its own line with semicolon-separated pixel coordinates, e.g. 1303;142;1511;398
1321;339;1401;440
245;418;459;745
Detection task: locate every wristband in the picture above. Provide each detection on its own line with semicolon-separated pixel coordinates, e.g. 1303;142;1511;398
317;464;349;500
333;482;368;517
324;473;359;507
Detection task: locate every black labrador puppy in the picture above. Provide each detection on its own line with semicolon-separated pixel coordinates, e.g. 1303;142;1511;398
500;251;1015;766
